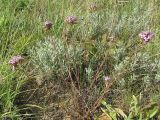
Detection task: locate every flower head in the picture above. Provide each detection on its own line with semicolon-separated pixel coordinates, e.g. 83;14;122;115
9;55;24;71
139;31;154;43
65;16;77;24
44;21;53;30
104;76;111;81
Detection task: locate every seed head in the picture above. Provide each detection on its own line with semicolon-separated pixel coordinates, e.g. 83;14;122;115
89;3;97;11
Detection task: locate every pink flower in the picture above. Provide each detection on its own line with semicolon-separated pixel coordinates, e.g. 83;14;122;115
65;16;77;24
44;21;53;30
104;76;111;81
139;31;154;43
9;55;24;71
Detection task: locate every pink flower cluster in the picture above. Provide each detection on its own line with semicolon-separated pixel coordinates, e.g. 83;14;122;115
65;16;77;24
139;31;154;43
44;21;53;30
9;55;24;71
104;76;111;81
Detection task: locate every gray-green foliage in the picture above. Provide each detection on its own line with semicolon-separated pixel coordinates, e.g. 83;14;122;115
31;37;83;75
116;52;160;86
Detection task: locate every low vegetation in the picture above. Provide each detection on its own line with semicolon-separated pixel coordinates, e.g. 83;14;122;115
0;0;160;119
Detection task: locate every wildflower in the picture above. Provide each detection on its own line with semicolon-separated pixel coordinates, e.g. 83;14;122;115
139;31;154;43
65;16;77;24
9;55;24;71
44;21;53;30
89;3;97;11
104;76;111;81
